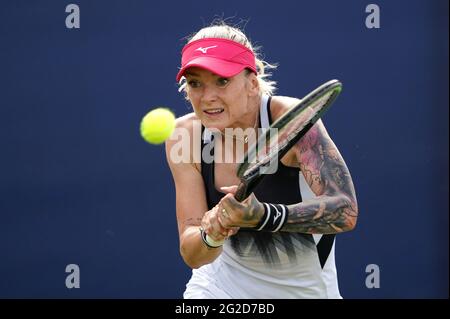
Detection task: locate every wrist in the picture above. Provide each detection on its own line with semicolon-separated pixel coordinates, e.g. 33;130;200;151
254;203;288;232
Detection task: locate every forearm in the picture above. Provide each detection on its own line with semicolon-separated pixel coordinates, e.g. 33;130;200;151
179;226;222;269
282;194;357;234
284;122;358;234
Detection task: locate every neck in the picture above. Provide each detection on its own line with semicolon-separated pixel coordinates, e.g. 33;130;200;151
218;96;261;143
226;96;261;131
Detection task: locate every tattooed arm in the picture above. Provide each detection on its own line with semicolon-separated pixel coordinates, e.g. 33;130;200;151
282;119;358;234
217;98;358;235
218;120;358;234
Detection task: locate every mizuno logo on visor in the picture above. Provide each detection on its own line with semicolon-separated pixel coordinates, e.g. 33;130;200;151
195;45;218;54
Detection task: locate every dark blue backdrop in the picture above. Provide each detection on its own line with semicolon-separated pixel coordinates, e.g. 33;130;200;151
0;0;448;298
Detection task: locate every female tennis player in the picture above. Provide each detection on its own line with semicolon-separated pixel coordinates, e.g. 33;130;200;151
165;22;358;298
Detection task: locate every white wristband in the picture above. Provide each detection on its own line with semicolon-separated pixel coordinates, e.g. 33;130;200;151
205;234;224;247
200;228;224;248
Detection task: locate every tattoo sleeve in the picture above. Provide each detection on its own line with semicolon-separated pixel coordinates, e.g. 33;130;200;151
282;123;358;234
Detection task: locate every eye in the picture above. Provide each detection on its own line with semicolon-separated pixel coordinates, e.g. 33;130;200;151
216;77;230;87
187;80;201;88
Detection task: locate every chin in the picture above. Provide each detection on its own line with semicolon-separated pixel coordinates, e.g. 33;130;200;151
203;122;225;132
201;118;229;131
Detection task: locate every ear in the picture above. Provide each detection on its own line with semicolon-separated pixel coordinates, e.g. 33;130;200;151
246;72;260;97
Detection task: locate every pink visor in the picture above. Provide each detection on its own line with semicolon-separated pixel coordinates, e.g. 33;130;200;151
176;38;257;82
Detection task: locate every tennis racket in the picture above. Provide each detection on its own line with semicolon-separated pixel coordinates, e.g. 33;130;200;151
234;79;343;201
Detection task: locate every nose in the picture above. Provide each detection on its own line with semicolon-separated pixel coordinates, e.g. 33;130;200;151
200;83;218;104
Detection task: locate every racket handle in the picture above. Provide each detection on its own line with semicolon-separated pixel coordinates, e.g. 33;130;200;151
234;182;248;202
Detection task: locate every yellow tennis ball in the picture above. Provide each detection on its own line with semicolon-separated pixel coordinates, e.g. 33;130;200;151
140;108;176;144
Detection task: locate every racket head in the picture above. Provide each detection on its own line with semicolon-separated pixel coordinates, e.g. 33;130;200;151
235;79;342;201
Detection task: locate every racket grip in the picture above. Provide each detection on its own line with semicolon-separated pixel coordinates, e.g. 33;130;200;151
234;182;248;202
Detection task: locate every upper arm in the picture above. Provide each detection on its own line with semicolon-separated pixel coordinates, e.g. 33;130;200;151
270;96;356;200
165;116;208;238
294;120;356;200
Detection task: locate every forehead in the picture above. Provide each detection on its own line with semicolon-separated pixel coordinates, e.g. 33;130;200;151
184;67;248;80
184;67;219;78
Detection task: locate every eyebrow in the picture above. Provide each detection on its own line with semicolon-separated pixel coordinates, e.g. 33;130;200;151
184;71;199;77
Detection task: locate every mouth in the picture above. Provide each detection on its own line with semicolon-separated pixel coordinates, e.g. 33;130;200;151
203;108;224;116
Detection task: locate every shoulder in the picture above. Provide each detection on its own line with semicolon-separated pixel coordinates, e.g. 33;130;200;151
174;112;200;132
269;94;328;137
167;112;202;146
269;95;302;122
165;112;202;170
269;95;331;158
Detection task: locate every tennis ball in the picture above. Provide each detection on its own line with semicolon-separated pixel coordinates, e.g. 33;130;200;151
140;108;176;144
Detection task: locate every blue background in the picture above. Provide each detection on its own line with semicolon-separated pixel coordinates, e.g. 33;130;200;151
0;0;448;298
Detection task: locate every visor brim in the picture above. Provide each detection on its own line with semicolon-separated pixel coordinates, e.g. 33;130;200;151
176;56;251;82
